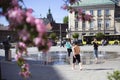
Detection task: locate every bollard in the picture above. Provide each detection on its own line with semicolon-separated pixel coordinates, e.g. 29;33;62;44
8;50;12;61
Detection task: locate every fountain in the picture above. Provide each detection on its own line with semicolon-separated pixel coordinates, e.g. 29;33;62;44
22;51;120;65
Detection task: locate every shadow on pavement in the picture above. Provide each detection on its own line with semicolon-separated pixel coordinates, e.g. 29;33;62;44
0;56;65;80
84;68;113;71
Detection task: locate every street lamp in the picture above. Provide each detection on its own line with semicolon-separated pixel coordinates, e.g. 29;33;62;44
60;24;62;46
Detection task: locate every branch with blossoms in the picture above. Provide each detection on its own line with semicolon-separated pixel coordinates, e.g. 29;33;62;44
62;0;93;22
0;0;52;79
0;0;91;79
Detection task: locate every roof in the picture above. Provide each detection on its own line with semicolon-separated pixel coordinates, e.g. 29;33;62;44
72;0;115;7
0;24;9;30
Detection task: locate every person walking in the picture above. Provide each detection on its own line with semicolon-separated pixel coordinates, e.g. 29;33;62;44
72;41;82;70
92;38;99;63
65;39;72;63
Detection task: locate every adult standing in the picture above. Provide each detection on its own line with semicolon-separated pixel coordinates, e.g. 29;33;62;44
72;41;82;70
2;35;11;61
65;38;72;63
92;38;99;63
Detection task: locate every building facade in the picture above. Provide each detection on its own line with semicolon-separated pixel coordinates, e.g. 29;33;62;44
46;8;68;40
68;0;120;39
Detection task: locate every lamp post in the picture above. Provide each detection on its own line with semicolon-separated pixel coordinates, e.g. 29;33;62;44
60;24;62;46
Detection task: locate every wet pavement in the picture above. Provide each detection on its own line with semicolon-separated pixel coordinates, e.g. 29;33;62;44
0;45;120;80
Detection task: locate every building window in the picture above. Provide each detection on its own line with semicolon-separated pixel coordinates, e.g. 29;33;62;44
75;20;78;30
98;20;102;30
97;9;102;17
90;21;94;29
105;9;110;16
90;10;94;15
82;10;86;14
105;20;110;29
82;22;86;30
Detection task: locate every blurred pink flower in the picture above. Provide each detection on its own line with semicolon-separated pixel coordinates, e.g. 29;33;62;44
19;71;30;78
15;52;22;61
11;0;19;7
33;37;42;46
18;29;30;41
8;8;24;24
36;22;46;33
18;42;27;50
61;4;68;10
47;41;52;48
26;8;33;16
35;18;43;25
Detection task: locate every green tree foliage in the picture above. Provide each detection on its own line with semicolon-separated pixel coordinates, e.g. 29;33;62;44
63;16;68;24
49;33;57;40
107;70;120;80
95;32;105;40
72;33;79;39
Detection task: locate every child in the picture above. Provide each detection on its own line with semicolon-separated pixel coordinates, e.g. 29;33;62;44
72;41;82;70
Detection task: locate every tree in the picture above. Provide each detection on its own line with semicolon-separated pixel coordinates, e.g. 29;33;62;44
63;16;68;24
0;0;92;79
49;33;57;40
95;32;105;40
72;33;79;40
107;70;120;80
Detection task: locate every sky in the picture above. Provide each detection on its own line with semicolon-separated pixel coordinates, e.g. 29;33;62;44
0;0;68;26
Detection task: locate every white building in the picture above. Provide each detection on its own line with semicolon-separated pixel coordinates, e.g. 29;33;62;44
68;0;120;39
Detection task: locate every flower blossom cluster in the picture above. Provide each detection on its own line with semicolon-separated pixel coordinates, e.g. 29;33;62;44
61;0;93;22
0;0;52;79
0;0;87;79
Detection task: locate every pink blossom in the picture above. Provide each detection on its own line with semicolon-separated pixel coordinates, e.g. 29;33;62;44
47;41;52;48
36;22;46;33
78;8;83;15
84;14;92;21
11;0;19;7
15;53;22;61
35;18;43;25
18;29;30;41
19;71;30;78
24;63;30;71
26;8;33;16
18;42;27;49
61;4;68;10
33;37;42;46
27;8;33;13
26;15;35;25
8;8;24;24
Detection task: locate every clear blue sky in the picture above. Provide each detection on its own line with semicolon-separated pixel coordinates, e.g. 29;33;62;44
0;0;68;26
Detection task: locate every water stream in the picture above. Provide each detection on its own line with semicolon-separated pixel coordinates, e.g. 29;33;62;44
23;51;120;65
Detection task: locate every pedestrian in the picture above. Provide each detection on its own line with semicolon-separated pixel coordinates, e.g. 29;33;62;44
65;38;72;63
61;40;65;47
2;35;11;61
101;39;104;46
92;38;99;63
72;41;82;70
